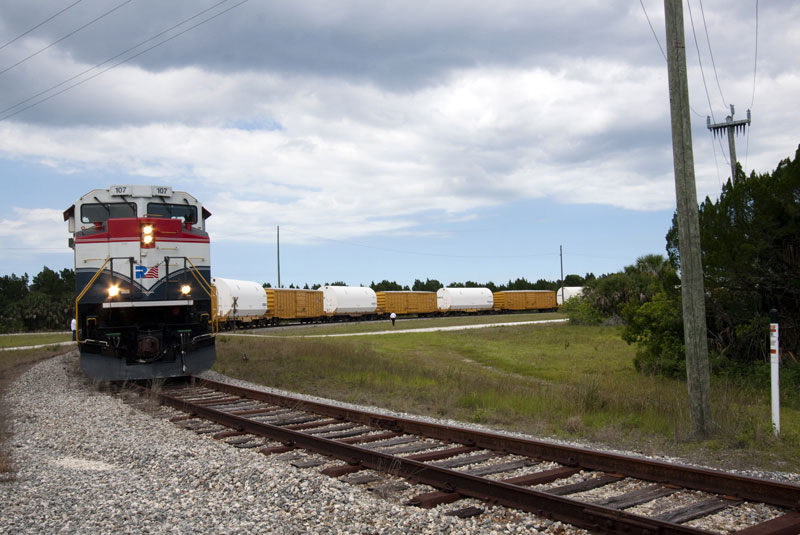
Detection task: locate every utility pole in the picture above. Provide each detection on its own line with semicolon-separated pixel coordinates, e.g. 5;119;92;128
559;245;564;305
277;225;281;289
707;105;751;183
664;0;712;438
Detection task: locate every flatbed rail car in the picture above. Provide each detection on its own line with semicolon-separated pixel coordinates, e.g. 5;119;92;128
64;185;216;380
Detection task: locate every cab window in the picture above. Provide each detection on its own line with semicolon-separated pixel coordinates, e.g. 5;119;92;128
146;203;198;223
80;202;136;223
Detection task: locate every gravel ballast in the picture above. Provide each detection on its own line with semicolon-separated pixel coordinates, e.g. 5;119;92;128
0;353;583;534
1;352;797;534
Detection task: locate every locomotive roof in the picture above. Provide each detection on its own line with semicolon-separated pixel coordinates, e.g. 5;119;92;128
63;185;211;221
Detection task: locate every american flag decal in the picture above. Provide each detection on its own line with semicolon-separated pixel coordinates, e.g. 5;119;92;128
143;265;159;279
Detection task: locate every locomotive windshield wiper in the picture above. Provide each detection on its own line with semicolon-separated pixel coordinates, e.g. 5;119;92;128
93;196;111;215
157;196;174;217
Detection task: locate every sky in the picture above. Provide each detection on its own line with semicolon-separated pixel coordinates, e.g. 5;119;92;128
0;1;798;289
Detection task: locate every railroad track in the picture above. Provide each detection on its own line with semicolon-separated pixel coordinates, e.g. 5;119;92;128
134;377;800;535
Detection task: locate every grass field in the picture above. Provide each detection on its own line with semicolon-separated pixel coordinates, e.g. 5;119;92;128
237;312;564;337
214;319;800;472
0;332;71;348
2;318;797;475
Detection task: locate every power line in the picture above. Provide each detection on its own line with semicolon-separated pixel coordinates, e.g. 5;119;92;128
709;132;723;189
686;0;730;168
639;0;666;61
640;0;706;119
750;0;759;109
698;0;727;108
0;0;231;118
0;0;249;122
686;0;717;122
0;0;84;53
0;0;133;77
744;0;759;176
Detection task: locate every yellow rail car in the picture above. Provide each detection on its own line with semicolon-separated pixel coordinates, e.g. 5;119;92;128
265;288;323;323
375;291;437;316
493;290;557;312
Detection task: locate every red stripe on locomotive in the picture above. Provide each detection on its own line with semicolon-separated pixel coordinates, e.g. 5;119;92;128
75;217;210;244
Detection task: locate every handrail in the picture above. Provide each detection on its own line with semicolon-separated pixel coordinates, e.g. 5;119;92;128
183;257;218;334
184;257;214;296
74;258;111;343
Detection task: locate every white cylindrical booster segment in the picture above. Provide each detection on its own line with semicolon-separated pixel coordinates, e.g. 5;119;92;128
211;277;267;317
322;286;377;314
436;287;494;311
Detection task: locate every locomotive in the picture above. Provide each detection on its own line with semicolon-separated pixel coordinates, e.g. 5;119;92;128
64;185;216;380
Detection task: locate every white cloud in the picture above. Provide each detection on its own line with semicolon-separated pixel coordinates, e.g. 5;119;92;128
0;207;71;254
0;0;798;260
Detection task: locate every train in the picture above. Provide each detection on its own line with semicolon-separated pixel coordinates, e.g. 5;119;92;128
65;185;216;381
212;278;558;330
64;184;561;379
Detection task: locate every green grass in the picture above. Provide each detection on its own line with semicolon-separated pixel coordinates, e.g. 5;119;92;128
214;320;800;472
0;332;72;348
236;311;564;337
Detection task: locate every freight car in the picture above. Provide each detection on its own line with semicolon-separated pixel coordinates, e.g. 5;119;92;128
375;291;437;316
265;288;323;324
210;283;557;328
493;290;557;312
65;185;216;380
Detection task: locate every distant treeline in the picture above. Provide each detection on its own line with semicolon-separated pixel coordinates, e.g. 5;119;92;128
1;266;590;333
265;274;593;292
0;267;74;333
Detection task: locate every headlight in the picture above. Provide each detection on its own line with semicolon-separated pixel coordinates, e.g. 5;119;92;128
180;284;191;295
108;285;120;297
141;223;155;248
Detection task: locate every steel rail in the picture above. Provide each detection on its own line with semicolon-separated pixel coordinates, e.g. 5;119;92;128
144;383;716;535
193;377;800;511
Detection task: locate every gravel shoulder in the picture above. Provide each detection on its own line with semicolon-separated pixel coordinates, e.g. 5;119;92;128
1;353;797;535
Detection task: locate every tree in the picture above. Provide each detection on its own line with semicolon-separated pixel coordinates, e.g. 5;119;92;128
412;278;442;292
563;274;585;286
0;273;29;302
370;280;406;292
532;278;556;290
667;146;800;369
31;267;73;298
0;268;75;332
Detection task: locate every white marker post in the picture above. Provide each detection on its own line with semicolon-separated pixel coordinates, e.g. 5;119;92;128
769;309;780;436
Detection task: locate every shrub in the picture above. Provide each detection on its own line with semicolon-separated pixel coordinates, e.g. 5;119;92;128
562;296;602;325
622;292;685;378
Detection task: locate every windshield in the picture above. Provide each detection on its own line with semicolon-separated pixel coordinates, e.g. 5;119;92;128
146;202;198;223
80;202;136;224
